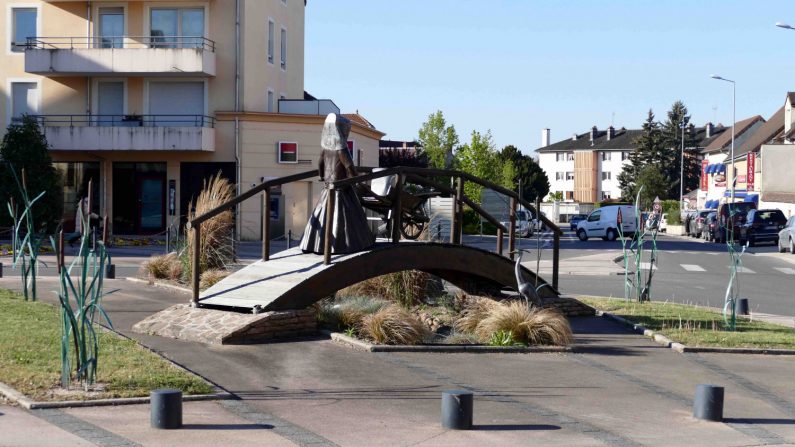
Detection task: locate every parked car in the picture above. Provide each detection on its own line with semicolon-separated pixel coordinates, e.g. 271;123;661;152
715;202;757;243
688;210;712;238
739;209;787;246
703;212;718;242
576;205;637;241
569;214;588;231
683;210;698;236
500;209;535;237
778;216;795;253
659;213;668;233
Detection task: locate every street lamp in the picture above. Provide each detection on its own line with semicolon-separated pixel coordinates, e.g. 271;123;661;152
710;74;735;203
679;120;685;210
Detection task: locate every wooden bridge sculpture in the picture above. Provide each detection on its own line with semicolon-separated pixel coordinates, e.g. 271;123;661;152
187;167;563;312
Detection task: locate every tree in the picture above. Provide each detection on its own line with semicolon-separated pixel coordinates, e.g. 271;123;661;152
379;147;428;168
498;145;550;203
548;191;564;201
417;111;459;169
618;109;664;200
0;116;62;232
456;130;511;203
635;165;667;207
661;101;699;199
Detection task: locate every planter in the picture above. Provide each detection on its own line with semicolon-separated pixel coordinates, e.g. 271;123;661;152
666;225;685;236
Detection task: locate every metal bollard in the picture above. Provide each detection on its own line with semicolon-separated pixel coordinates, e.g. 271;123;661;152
105;264;116;279
735;298;749;316
442;390;473;430
287;230;292;249
693;384;724;422
0;262;3;278
150;389;183;429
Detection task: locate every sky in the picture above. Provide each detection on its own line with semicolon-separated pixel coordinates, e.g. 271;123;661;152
305;1;795;156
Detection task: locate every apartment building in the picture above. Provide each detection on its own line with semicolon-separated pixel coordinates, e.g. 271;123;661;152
1;0;384;240
537;125;719;203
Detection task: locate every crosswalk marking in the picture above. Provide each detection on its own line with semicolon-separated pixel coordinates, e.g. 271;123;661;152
775;267;795;275
735;266;755;274
639;262;658;270
681;264;706;272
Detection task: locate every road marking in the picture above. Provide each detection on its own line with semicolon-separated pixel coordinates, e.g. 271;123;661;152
775;267;795;275
681;264;706;272
639;262;658;270
734;266;755;274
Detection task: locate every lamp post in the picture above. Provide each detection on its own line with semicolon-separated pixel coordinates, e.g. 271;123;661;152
710;75;735;203
679;120;685;210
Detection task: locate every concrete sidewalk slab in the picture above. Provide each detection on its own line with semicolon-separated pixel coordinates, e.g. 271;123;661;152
0;406;95;447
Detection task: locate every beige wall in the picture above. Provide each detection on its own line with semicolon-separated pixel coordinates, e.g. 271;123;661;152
573;150;597;202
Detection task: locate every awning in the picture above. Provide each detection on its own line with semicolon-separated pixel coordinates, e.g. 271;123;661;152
723;189;747;199
745;194;759;203
706;164;716;174
717;164;726;173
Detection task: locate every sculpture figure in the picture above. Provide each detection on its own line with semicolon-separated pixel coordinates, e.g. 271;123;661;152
300;113;374;254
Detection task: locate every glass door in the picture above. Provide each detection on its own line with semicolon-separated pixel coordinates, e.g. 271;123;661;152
138;176;165;233
97;81;124;126
98;8;124;48
150;8;204;48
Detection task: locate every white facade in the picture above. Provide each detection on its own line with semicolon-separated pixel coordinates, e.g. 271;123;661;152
539;149;629;202
597;150;630;200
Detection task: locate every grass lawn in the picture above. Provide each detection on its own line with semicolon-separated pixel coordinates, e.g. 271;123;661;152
578;296;795;350
0;289;214;401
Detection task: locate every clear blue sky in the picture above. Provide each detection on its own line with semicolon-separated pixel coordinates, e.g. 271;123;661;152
305;1;794;155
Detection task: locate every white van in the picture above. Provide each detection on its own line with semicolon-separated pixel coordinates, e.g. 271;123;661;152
576;205;637;241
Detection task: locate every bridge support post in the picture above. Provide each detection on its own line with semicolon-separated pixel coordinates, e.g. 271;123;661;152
191;224;201;306
508;197;517;260
392;174;404;243
263;188;271;261
452;178;464;245
497;228;504;256
553;231;560;291
324;188;336;265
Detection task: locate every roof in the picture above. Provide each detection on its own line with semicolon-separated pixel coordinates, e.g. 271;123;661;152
343;113;377;130
536;125;719;153
732;106;785;158
702;115;765;153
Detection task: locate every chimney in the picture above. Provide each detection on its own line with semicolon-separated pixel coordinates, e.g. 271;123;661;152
606;126;615;141
705;122;714;139
541;128;550;147
572;133;578;141
590;126;598;141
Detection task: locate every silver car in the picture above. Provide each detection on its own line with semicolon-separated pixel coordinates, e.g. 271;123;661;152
778;216;795;253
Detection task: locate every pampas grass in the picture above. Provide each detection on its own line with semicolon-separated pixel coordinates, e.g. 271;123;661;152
360;305;427;345
143;253;183;281
338;270;430;308
200;269;230;290
186;173;235;273
316;296;388;330
456;297;573;346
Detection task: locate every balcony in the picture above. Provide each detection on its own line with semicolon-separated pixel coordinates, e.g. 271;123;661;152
34;115;215;152
24;37;216;77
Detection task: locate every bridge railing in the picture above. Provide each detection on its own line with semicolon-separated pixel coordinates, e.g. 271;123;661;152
187;166;561;306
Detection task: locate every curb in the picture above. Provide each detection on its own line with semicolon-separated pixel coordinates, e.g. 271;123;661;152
0;380;231;410
125;277;191;294
596;310;795;356
324;330;571;354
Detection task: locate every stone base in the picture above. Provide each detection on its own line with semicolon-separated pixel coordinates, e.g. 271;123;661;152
132;305;317;345
541;296;596;317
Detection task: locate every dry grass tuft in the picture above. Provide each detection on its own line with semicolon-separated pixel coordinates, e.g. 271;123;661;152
143;253;183;281
199;269;230;290
360;305;428;345
316;296;388;330
454;296;501;334
473;302;573;346
186;173;236;272
338;270;430;308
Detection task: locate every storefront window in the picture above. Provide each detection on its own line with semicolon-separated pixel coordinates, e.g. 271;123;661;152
53;162;101;233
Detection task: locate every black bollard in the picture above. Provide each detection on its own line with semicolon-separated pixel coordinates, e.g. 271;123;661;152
735;298;749;316
150;389;182;429
693;384;724;422
441;390;473;430
0;262;3;278
105;264;116;279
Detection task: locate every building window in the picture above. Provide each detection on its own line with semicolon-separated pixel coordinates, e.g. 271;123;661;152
53;163;101;233
602;172;612;181
601;152;612;161
267;19;275;64
556;172;564;181
11;7;37;52
565;191;574;200
10;82;39;123
148;81;204;126
621;152;630;161
567;152;574;161
267;89;274;113
566;172;574;180
150;8;205;48
280;27;287;69
556;153;565;162
278;141;298;163
601;191;612;200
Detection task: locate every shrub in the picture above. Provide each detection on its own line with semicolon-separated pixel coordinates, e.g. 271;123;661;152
454;296;500;334
360;305;427;345
662;200;682;225
199;269;229;290
488;330;521;347
316;296;388;330
185;173;236;273
338;270;430;308
442;331;480;345
474;302;573;346
143;253;183;281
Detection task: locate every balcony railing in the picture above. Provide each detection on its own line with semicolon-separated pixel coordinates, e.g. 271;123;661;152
30;114;215;128
25;36;216;52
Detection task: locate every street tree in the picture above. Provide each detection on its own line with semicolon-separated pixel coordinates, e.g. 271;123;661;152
498;145;550;203
456;130;512;203
661;101;700;199
417;110;459;169
634;165;667;207
0;116;63;232
618;109;664;200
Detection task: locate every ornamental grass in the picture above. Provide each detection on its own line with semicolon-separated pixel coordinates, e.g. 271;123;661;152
360;305;428;345
185;173;235;273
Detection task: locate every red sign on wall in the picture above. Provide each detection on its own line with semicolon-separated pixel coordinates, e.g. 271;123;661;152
701;160;709;191
278;141;298;163
747;152;755;191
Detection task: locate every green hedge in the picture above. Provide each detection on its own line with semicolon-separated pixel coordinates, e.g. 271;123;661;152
662;200;682;225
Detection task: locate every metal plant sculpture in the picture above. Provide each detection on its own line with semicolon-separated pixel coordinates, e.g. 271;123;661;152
617;187;661;302
722;208;745;331
52;183;114;388
6;168;47;301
